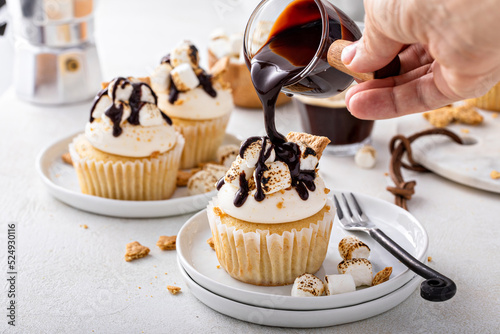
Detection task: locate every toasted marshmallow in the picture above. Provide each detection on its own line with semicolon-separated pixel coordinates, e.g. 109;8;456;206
150;63;172;93
337;259;373;287
291;273;324;297
217;144;239;167
324;274;356;295
338;236;371;260
140;84;157;104
258;161;291;195
224;156;253;187
170;41;199;68
203;163;228;180
108;79;133;102
242;139;275;168
91;94;112;120
297;141;318;171
171;63;200;92
138;103;165;127
355;145;377;169
188;170;218;195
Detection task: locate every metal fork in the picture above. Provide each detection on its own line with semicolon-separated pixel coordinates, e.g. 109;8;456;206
334;193;456;302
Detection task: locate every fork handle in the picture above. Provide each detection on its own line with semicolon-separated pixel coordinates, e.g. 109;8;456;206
369;228;457;302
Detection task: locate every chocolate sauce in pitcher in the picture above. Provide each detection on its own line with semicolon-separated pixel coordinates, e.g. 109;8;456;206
247;0;361;144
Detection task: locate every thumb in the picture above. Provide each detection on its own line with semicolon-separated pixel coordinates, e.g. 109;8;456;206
342;0;417;73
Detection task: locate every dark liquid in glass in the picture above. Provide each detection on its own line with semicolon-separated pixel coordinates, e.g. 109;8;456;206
247;0;362;144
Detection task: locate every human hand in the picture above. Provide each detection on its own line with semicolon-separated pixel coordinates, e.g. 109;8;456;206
342;0;500;119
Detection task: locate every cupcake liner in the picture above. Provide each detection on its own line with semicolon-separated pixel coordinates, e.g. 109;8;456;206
207;198;334;286
174;112;231;169
467;82;500;111
69;133;185;201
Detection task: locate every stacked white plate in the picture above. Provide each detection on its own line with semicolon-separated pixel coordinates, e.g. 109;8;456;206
177;190;428;328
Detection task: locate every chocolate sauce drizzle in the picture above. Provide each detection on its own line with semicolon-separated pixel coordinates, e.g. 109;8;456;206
89;77;172;137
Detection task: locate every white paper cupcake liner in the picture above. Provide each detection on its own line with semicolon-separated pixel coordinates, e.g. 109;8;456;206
207;198;334;286
69;133;184;201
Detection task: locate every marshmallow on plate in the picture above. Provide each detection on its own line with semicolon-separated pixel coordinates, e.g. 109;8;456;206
338;236;371;260
337;258;373;287
216;144;239;167
291;273;325;297
324;274;356;295
187;170;218;196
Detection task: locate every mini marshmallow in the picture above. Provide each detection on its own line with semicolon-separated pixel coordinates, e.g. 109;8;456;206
337;258;373;287
203;163;228;180
150;63;172;93
187;170;218;195
355;145;377;169
229;33;243;57
297;141;318;171
224;156;253;187
217;144;240;167
209;28;227;40
170;63;200;92
138;103;165;127
170;41;199;68
291;273;324;297
258;161;292;195
92;94;112;120
208;38;232;60
242;139;275;168
140;84;157;104
338;236;371;260
108;79;133;102
324;274;356;295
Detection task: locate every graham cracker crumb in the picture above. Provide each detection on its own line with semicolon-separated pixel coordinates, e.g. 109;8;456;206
207;237;215;250
276;201;284;209
167;285;182;295
213;206;226;218
384;172;389;176
125;241;150;262
490;170;500;179
217;265;221;269
82;224;88;229
150;151;160;159
286;132;330;159
428;256;432;262
460;128;470;134
492;112;498;118
324;188;330;194
177;168;201;187
138;287;141;289
61;152;73;165
372;267;392;286
157;235;177;250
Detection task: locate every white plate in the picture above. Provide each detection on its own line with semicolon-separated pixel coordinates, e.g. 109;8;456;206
178;259;422;328
177;190;428;310
36;132;241;218
397;112;500;194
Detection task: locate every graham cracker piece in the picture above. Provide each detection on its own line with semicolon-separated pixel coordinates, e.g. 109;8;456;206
177;168;201;187
210;56;230;82
423;104;483;127
167;285;182;295
62;152;73;165
286;132;331;159
422;106;455;128
452;104;483;125
125;241;150;262
157;235;177;251
490;170;500;180
372;267;392;286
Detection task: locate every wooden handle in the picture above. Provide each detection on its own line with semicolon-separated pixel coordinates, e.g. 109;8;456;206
327;39;401;82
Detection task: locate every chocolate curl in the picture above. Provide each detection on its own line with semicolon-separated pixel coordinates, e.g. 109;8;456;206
387;128;463;211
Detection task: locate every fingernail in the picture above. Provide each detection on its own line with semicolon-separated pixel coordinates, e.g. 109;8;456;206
341;42;357;65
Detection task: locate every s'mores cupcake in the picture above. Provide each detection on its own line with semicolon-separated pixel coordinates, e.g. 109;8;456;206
208;29;290;109
151;41;233;169
70;77;184;200
467;82;500;111
208;132;334;286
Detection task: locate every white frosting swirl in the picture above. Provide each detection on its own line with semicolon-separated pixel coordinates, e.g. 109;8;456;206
85;78;177;158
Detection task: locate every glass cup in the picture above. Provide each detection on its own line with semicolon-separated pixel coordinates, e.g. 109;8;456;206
294;88;374;156
243;0;362;98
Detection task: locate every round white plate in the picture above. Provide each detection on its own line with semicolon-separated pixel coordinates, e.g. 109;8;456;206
177;190;428;310
36;132;241;218
178;259;422;328
397;112;500;194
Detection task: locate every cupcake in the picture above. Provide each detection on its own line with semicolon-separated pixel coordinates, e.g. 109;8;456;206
70;77;184;201
208;28;290;109
150;41;233;169
467;82;500;111
208;132;334;286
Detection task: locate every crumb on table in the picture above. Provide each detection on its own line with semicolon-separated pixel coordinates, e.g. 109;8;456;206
125;241;150;262
167;285;181;295
207;237;215;250
428;256;432;262
61;152;73;165
157;235;176;250
491;170;500;180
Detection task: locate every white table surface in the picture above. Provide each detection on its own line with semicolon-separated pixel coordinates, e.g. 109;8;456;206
1;0;499;333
